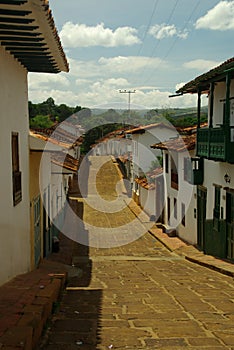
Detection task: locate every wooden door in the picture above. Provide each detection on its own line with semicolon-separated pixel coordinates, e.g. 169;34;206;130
197;186;207;250
226;191;234;260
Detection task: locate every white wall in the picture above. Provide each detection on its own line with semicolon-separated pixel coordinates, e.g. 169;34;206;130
132;126;177;178
0;46;31;285
50;163;68;221
212;80;234;127
163;149;197;244
203;159;234;220
139;186;156;217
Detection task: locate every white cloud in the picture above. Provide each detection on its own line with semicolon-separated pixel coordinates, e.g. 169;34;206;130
98;56;166;73
195;1;234;30
28;83;200;110
28;73;70;90
149;24;188;40
67;56;167;81
183;59;221;72
60;22;141;47
28;88;81;106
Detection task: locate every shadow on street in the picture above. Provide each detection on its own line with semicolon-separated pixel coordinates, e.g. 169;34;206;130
41;159;102;349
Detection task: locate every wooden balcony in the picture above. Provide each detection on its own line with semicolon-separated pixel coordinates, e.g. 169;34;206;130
197;127;234;163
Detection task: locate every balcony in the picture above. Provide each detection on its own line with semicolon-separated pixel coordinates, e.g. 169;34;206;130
197;127;234;163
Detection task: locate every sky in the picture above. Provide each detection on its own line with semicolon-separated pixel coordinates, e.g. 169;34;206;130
28;0;234;110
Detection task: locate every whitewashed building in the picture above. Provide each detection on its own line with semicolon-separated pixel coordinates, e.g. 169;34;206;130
125;123;178;203
29;131;79;268
151;131;200;244
0;0;68;285
175;57;234;261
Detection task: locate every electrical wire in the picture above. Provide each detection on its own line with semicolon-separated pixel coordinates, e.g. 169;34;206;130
139;0;202;88
136;0;160;57
131;0;180;87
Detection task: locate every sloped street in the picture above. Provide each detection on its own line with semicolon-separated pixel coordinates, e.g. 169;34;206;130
39;156;234;350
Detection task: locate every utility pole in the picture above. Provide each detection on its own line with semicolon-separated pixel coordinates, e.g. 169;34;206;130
119;89;136;126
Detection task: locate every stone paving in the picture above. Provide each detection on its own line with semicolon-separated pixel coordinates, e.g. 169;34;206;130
38;156;234;350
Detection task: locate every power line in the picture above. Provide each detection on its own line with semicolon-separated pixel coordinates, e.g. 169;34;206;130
136;0;160;57
132;0;180;87
140;0;202;88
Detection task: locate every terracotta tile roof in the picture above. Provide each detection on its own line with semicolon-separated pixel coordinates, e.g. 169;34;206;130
125;122;175;134
117;153;132;163
0;0;68;73
92;127;130;147
176;57;234;94
135;167;163;190
30;126;82;149
51;151;79;172
176;123;208;134
151;133;196;152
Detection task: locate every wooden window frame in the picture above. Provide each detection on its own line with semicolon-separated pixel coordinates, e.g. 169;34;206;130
174;197;177;219
165;153;169;173
11;132;22;206
181;202;186;226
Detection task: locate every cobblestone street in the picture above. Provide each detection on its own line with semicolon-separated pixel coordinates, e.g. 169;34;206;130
39;156;234;350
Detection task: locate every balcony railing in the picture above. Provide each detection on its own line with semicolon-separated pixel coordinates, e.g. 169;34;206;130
197;127;234;163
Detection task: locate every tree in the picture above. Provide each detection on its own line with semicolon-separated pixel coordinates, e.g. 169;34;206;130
30;115;54;129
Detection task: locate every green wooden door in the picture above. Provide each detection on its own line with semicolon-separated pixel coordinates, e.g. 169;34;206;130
226;191;234;260
197;186;207;250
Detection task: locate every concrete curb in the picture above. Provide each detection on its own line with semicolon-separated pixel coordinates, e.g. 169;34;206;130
126;198;234;278
149;227;234;278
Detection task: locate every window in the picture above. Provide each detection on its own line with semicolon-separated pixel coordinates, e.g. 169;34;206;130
167;197;170;224
174;198;177;219
11;132;22;206
165;153;169;173
171;155;179;190
181;203;186;226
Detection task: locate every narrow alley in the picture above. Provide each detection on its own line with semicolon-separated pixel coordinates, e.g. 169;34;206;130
39;156;234;350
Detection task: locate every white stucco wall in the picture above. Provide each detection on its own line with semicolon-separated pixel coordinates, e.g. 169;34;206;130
139;186;156;217
50;164;66;220
203;159;234;220
132;126;177;178
211;80;234;127
0;46;31;285
163;149;197;244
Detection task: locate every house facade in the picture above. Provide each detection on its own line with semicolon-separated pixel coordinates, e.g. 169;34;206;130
176;57;234;261
125;123;178;205
151;131;199;244
0;0;68;285
29;129;80;268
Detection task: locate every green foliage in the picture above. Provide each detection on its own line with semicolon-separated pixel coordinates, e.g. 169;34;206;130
28;97;82;123
30;115;54;129
82;123;123;154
